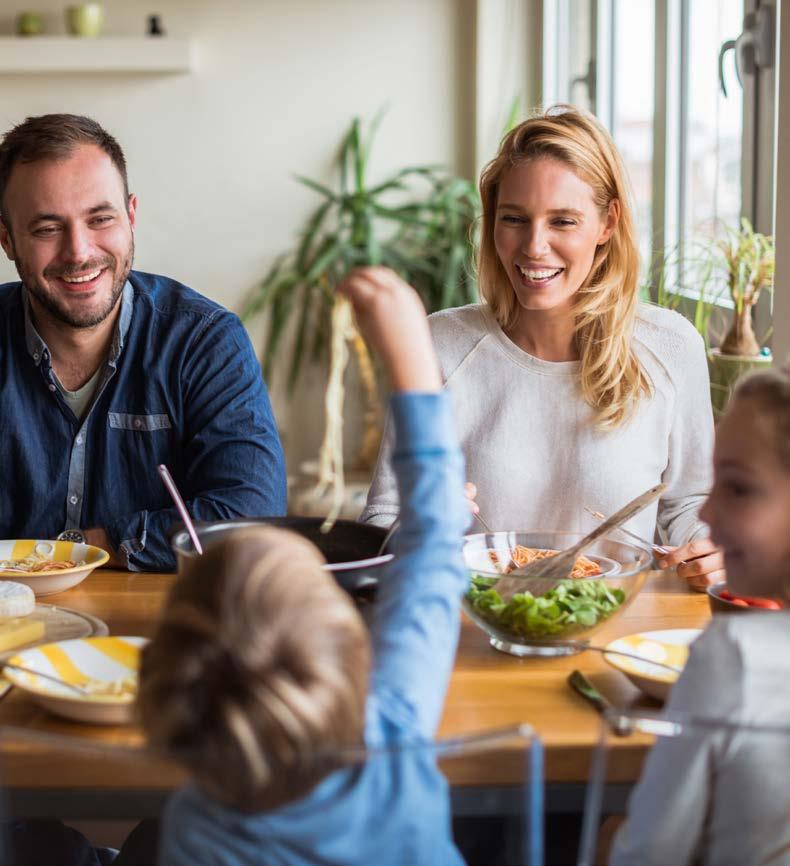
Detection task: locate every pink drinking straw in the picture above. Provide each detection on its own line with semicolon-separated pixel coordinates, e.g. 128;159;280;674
157;464;203;555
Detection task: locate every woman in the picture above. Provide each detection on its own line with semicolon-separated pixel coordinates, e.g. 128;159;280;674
361;105;722;588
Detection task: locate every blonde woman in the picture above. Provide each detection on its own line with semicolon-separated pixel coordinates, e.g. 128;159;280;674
361;105;723;588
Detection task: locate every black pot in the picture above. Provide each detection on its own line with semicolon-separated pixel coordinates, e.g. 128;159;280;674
170;517;393;597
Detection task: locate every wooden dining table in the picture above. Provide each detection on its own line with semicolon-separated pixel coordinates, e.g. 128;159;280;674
0;566;710;820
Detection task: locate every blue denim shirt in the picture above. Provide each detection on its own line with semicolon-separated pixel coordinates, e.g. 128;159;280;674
0;270;287;571
158;392;470;866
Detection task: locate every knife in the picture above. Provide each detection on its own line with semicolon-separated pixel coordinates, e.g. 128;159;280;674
567;670;630;736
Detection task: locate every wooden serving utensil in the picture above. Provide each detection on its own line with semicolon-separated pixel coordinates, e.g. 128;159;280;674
494;483;666;599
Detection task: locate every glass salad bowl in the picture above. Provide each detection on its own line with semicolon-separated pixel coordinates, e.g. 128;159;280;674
462;530;653;657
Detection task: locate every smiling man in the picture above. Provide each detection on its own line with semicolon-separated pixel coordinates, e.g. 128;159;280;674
0;114;287;571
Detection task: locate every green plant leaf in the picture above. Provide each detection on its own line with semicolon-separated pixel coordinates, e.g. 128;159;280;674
295;175;340;202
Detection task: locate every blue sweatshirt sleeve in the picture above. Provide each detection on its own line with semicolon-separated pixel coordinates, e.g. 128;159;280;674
369;391;468;738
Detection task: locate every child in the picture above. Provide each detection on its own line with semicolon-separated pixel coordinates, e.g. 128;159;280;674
138;266;470;866
609;368;790;866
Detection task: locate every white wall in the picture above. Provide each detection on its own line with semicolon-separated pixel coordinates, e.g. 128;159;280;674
0;0;475;471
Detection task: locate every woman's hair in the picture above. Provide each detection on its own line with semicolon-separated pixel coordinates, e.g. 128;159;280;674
138;526;371;812
733;366;790;468
478;105;651;429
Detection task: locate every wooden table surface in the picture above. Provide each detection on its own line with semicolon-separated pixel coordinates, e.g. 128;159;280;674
0;567;710;798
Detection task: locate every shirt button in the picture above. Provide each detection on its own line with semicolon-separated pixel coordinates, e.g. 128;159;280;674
48;384;56;392
134;418;143;429
33;352;39;361
69;495;79;505
76;434;83;445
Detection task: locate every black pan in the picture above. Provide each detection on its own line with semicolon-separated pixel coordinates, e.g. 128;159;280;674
170;517;393;597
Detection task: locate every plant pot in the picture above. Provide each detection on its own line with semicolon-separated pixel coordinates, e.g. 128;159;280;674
707;348;772;419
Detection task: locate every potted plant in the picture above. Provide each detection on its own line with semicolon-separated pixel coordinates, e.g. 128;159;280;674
242;114;480;467
707;218;774;417
649;218;774;418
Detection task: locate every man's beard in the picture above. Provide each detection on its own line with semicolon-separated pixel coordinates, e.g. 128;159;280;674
15;237;134;329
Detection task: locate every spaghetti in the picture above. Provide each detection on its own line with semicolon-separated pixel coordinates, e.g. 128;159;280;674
0;554;80;574
315;296;358;533
491;546;602;578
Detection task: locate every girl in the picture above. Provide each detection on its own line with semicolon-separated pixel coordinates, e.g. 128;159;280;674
610;367;790;865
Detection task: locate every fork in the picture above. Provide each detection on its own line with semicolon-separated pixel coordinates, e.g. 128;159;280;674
584;506;670;557
3;662;90;697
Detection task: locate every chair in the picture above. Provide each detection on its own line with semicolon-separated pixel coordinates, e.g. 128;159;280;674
577;708;790;866
0;723;545;866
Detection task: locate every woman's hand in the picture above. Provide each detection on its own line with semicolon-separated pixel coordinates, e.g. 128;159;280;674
464;482;479;516
655;537;725;592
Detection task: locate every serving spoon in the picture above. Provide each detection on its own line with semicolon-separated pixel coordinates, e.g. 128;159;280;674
493;483;666;599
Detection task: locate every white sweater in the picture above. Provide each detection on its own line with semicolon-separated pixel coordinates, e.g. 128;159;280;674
361;302;713;546
610;612;790;866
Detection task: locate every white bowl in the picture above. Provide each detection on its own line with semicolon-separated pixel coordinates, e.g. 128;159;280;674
0;539;109;596
603;628;701;701
4;636;146;724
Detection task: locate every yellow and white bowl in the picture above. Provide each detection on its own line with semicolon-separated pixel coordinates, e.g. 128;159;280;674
0;540;109;596
603;628;701;701
4;636;146;724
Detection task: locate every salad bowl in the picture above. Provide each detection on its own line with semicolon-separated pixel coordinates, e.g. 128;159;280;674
463;530;653;657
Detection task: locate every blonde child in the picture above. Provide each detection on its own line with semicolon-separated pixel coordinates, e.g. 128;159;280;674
138;267;470;866
610;368;790;866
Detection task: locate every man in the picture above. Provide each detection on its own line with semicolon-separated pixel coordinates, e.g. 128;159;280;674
0;114;287;571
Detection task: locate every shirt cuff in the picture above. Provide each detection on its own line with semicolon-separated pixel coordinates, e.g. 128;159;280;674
106;511;148;572
390;392;457;457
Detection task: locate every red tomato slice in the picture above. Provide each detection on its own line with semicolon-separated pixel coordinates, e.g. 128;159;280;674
741;597;782;610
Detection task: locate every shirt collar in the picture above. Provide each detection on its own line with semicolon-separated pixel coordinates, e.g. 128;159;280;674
22;280;134;367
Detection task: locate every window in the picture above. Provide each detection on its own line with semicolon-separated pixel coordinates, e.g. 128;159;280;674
541;0;776;312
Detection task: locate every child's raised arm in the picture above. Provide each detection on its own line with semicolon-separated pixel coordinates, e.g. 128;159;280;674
338;267;468;738
337;267;442;394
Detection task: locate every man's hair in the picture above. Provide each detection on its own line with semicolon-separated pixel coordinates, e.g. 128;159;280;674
138;527;371;812
0;114;129;220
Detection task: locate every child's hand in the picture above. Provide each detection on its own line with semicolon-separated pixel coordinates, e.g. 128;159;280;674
336;267;442;393
655;537;725;592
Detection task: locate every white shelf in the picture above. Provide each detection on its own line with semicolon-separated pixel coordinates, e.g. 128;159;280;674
0;37;195;74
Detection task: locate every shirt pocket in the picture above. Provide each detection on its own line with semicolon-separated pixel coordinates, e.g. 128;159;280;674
108;412;173;431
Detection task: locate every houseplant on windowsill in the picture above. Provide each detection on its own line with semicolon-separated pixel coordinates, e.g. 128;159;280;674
706;218;774;418
650;218;774;419
241;114;479;470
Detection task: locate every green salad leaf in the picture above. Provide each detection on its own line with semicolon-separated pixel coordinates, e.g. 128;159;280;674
466;575;626;638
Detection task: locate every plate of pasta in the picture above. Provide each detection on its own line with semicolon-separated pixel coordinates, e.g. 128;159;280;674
0;540;109;596
4;636;146;724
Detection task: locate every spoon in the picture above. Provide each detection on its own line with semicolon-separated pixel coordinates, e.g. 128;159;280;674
157;464;203;555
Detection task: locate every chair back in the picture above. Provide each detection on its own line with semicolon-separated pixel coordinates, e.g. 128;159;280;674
578;709;790;866
0;722;544;866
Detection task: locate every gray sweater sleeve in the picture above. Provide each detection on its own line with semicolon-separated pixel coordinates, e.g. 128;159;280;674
359;410;399;528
